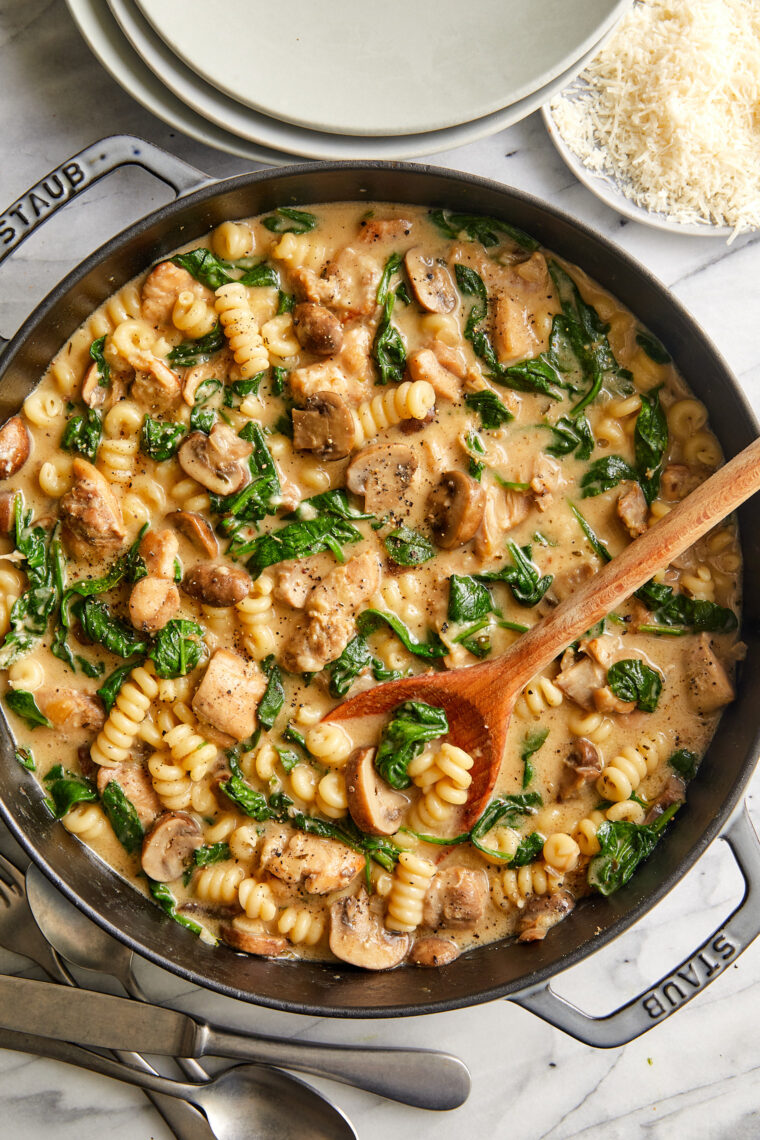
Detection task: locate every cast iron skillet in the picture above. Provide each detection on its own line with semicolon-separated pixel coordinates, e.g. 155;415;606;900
1;137;759;1048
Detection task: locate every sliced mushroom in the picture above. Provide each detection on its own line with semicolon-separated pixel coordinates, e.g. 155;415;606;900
345;748;409;836
292;391;355;460
292;303;344;355
0;416;30;478
559;737;602;801
171;510;219;557
329;890;409;970
427;470;485;549
139;528;179;580
177;423;252;496
346;442;419;515
0;490;16;534
518;890;575;943
405;248;457;313
129;577;180;634
221;926;288;957
643;773;686;825
182;562;252;607
140;812;203;882
409;937;461;967
81;363;108;409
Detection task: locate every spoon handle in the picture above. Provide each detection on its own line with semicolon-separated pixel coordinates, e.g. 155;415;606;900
497;434;760;694
202;1029;470;1110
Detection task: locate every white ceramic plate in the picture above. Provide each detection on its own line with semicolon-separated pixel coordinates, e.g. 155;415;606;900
542;101;733;238
106;0;616;162
135;0;630;137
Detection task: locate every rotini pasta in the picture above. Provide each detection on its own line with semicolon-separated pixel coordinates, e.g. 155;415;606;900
91;665;159;768
596;733;667;802
215;283;269;379
352;380;436;446
386;852;436;933
212;221;254;262
173;291;217;340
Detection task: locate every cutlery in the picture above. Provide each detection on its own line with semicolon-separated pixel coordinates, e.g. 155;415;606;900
326;434;760;826
0;1026;358;1140
0;850;214;1140
0;973;471;1110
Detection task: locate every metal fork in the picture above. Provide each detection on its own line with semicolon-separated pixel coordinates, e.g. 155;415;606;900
0;850;215;1140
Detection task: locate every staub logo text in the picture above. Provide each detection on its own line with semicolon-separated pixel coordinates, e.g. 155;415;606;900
640;933;736;1019
0;162;87;246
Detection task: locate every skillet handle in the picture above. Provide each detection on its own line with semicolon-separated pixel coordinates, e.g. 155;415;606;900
510;803;760;1047
0;134;211;268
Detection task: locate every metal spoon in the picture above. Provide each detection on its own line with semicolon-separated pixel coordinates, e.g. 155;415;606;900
0;1026;357;1140
26;864;471;1110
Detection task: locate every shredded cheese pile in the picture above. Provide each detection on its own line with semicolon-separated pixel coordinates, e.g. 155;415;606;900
550;0;760;236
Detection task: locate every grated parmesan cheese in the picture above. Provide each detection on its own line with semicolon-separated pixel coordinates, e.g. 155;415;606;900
549;0;760;237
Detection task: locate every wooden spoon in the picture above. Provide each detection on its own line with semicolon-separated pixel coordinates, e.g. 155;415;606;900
326;435;760;827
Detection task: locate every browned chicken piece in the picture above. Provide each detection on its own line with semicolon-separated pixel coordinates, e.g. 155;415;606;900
407;348;461;401
422;867;489;930
292;246;382;317
559;737;603;800
554;655;607;710
430;339;469;380
192;648;266;742
644;773;686;825
96;762;162;830
491;253;552;364
530;453;564;512
141;261;210;326
617;483;649;537
274;559;322;609
0;416;30;478
37;688;105;733
59;457;126;558
581;635;623;668
289;326;374;405
357;217;414;244
280;552;381;673
593;686;637;715
140;529;179;579
260;828;364;895
131;357;182;410
474;484;530;559
518;890;575;943
329;890;409;969
661;463;700;501
687;634;736;714
129;578;180;634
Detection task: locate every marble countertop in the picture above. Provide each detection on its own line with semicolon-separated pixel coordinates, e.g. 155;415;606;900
2;3;760;1138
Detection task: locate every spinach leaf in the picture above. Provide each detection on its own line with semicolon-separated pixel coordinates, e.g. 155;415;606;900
14;746;34;771
373;291;406;385
275;747;300;773
222;373;266;409
271;365;287;396
635;580;738;634
325;635;402;699
451;618;492;659
74;597;149;659
192;842;230;869
569;502;613;563
43;764;97;818
100;780;144;854
97;660;141;712
634;387;668;504
429;209;538;252
581;454;639;497
467;793;543;859
238;263;279;288
475;542;553;607
262;207;318;234
546;414;594;461
211;423;280;531
148;880;208;940
464;390;513;429
285;489;372;522
190;405;216;434
499;354;566;400
607;658;663;712
376;251;403;305
0;497;62;669
465;430;486;480
89;335;110;386
636;329;671;365
384;525;435;566
53;544;140;670
257;655;284;730
61;408;102;461
220;771;277;821
356;609;448;660
375;701;449;790
520;727;548;788
277;290;295;314
140;415;186;461
508;831;545;868
167;322;225;367
447;575;495;623
238;515;363;577
4;689;51;729
149;619;204;678
588;803;680;895
172;249;236;290
669;748;699;780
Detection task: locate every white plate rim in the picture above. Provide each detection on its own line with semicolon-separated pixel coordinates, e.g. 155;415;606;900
541;104;734;239
104;0;614;162
134;0;631;137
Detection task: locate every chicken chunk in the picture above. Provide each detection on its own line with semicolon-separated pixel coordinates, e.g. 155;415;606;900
293;246;381;316
289;325;374;405
661;464;700;501
357;217;413;244
518;890;575;943
422;867;488;930
554;655;607;710
141;261;210;327
37;688;105;734
407;349;461;401
687;634;735;714
140;529;179;580
191;648;266;742
97;763;162;830
474;485;530;559
274;560;322;609
530;453;564;512
280;552;381;673
617;483;649;537
260;828;364;895
131;358;182;410
59;458;126;558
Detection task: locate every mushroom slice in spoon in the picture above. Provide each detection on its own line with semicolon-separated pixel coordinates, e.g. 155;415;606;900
345;748;408;836
329;890;409;970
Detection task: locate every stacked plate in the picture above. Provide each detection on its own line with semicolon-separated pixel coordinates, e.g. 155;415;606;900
67;0;630;163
